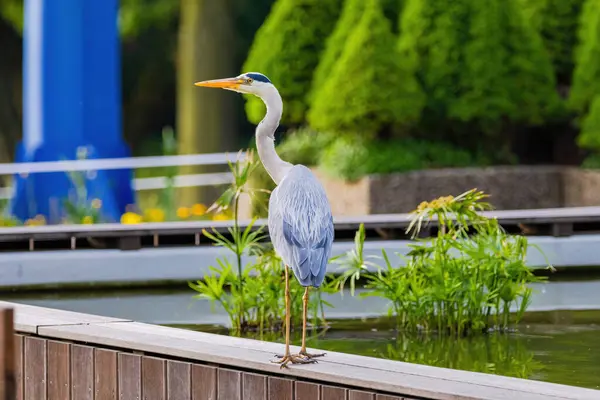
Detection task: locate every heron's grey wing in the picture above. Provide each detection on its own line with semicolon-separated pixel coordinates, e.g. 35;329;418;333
268;171;334;288
281;213;333;287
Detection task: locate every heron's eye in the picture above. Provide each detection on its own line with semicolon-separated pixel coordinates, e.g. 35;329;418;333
246;78;253;84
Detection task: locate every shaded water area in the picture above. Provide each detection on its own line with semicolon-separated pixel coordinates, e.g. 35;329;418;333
3;276;600;390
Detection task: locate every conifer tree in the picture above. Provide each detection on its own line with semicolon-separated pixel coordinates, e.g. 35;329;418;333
309;0;365;102
578;95;600;151
308;0;424;137
399;0;561;143
569;0;600;114
242;0;342;126
310;0;404;101
521;0;585;85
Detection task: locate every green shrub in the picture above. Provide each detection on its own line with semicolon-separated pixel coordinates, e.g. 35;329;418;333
319;137;487;181
520;0;585;85
569;0;600;114
577;95;600;151
319;136;371;181
242;0;342;126
308;0;424;138
277;127;336;166
399;0;561;140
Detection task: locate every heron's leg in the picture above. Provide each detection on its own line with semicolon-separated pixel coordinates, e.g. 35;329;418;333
298;287;325;359
272;266;315;368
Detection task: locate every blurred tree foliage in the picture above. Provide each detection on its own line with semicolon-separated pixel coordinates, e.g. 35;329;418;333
120;0;179;155
308;0;423;138
571;0;600;156
578;96;600;152
319;137;488;181
569;0;600;115
310;0;405;102
309;0;364;104
398;0;562;160
0;0;22;33
0;0;23;169
242;0;342;127
0;16;21;168
119;0;178;38
0;0;274;161
1;0;598;174
521;0;585;87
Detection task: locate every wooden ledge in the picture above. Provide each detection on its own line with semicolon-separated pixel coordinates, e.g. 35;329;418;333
0;301;130;334
3;301;599;400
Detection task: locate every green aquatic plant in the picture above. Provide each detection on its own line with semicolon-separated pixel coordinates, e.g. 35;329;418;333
190;247;335;333
334;189;553;336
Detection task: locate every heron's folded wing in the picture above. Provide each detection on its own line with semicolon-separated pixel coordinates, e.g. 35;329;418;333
282;215;333;280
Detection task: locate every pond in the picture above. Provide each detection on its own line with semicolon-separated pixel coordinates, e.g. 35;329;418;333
3;276;600;390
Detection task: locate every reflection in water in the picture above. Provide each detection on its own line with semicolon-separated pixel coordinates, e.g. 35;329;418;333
183;322;600;390
381;333;538;379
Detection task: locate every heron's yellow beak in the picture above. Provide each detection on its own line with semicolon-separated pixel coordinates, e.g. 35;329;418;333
194;77;243;90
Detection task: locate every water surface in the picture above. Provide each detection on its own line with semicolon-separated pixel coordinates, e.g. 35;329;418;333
178;322;600;390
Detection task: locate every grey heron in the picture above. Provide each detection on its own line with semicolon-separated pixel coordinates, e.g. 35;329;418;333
195;72;334;368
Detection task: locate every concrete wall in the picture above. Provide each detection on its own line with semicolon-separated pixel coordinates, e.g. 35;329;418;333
239;166;600;218
316;166;600;216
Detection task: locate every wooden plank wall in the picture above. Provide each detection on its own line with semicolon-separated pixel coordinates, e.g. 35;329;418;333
1;308;16;400
13;334;410;400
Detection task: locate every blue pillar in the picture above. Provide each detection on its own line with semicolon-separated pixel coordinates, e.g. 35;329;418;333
10;0;135;224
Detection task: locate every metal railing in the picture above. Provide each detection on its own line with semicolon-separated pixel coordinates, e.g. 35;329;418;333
0;152;247;199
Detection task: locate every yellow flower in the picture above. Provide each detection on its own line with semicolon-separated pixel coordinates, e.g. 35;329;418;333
121;212;143;224
416;201;429;212
212;213;229;221
25;215;47;226
177;207;191;219
191;203;207;216
144;208;165;222
81;216;94;224
91;198;102;209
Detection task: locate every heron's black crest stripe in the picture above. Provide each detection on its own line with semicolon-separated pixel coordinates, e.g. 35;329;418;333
246;72;271;83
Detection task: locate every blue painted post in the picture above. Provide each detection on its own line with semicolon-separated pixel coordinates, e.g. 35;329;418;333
10;0;135;224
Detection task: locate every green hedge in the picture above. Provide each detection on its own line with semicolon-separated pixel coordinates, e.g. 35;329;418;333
308;0;424;137
399;0;561;135
242;0;342;126
521;0;585;85
570;0;600;114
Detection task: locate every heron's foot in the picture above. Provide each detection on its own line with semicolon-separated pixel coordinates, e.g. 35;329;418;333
299;350;326;359
271;353;317;369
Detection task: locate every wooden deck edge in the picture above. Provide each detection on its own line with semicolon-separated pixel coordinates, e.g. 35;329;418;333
2;301;599;400
0;301;131;334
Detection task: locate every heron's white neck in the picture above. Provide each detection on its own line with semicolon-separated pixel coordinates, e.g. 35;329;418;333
255;87;292;185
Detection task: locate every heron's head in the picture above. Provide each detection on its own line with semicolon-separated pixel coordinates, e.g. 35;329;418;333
194;72;273;97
